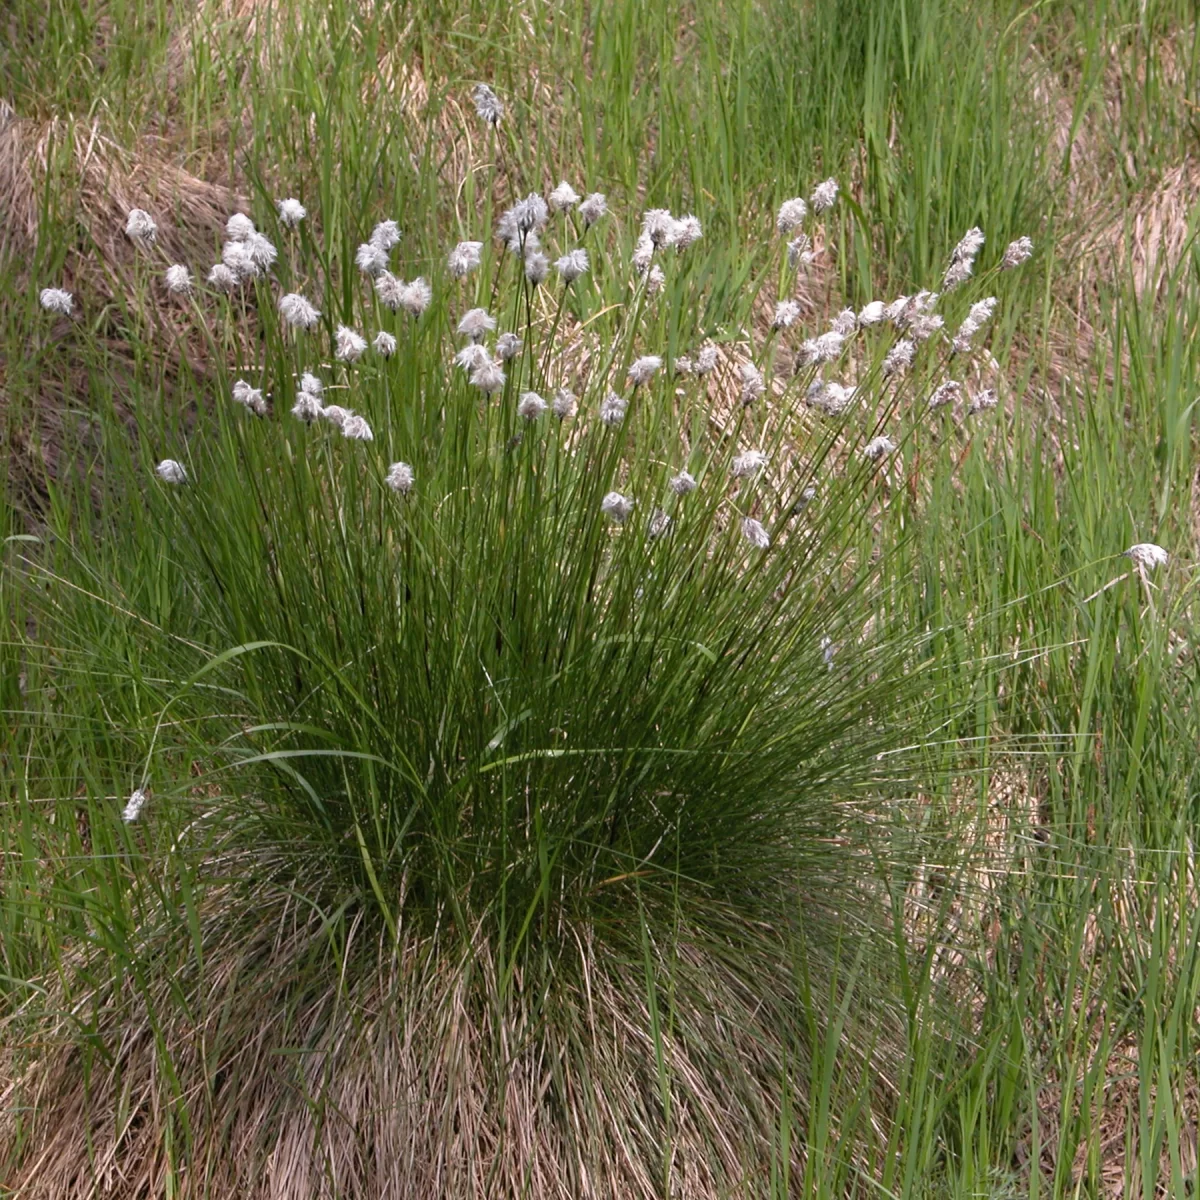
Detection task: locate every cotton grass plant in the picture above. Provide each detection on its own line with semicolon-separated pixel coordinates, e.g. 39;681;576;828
2;92;1035;1196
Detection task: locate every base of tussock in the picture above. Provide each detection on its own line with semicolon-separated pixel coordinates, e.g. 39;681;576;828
1;869;901;1198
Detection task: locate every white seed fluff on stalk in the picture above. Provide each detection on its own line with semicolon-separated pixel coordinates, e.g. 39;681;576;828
642;209;678;249
496;332;523;361
373;331;397;357
124;208;158;245
164;265;192;296
800;331;846;365
694;345;719;374
674;356;694;375
386;461;415;494
908;313;945;343
772;300;801;330
245;232;277;272
321;405;351;429
375;271;406;311
966;389;998;415
524;251;549;285
863;435;897;460
627;355;663;387
278;198;306;227
555;248;589;283
601;492;634;523
942;260;974;292
632;235;655;276
806;381;856;415
447;241;483;278
788;235;815;269
225;213;256;241
232;379;268;416
122;788;148;823
39;287;74;315
549;181;580;212
741;518;770;549
731;449;768;478
155;459;187;483
1001;236;1034;269
471;360;506;395
810;179;839;212
648;508;672;538
776;198;807;233
292;392;323;422
356;242;390;277
882;338;916;377
1126;542;1168;570
739;362;765;406
579;193;608;227
944;227;985;291
672;214;703;249
669;470;698;495
831;308;858;337
370;220;402;251
222;241;260;281
400;278;432;317
927;380;962;411
335;325;368;363
858;300;885;325
472;83;504;127
600;390;627;426
511;194;550;235
457;308;496;342
342;414;374;441
518;391;548;421
454;344;491;373
552;389;577;420
299;372;324;398
207;263;239;293
646;265;666;296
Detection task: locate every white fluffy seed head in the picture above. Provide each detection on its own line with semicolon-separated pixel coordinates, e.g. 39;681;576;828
299;371;323;397
806;381;855;415
776;197;808;234
627;355;663;387
164;265;192;296
222;241;260;281
694;345;718;375
788;235;815;270
908;313;944;343
39;287;74;315
1002;236;1034;269
245;232;277;271
549;181;580;212
600;390;627;426
810;179;839;212
225;213;256;241
232;379;268;416
741;518;770;549
1126;542;1168;570
942;259;974;292
524;251;549;285
356;242;390;276
646;264;666;296
457;307;496;342
739;362;765;405
601;491;634;523
472;83;504;127
342;414;374;441
470;360;506;394
321;405;351;429
555;248;589;283
674;356;694;375
669;470;698;495
124;208;158;245
672;214;703;250
772;300;801;330
292;392;323;422
518;391;548;421
882;338;916;377
858;300;885;325
579;193;608;227
370;220;402;251
278;197;306;227
122;788;149;823
447;241;483;278
335;325;368;363
496;332;523;361
831;308;858;337
386;462;415;494
454;344;491;373
374;331;397;357
927;380;962;411
863;435;896;460
401;277;432;317
731;449;768;478
642;209;677;250
155;459;187;484
207;263;239;293
552;388;577;420
632;234;655;276
375;271;406;311
648;508;672;538
966;389;998;415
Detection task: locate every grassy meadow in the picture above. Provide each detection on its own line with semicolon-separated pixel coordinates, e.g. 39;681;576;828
1;0;1199;1195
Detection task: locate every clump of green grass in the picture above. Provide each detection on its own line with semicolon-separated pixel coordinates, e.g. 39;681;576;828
0;91;1040;1193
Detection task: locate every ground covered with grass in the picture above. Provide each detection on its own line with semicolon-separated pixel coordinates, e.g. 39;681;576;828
1;0;1199;1196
